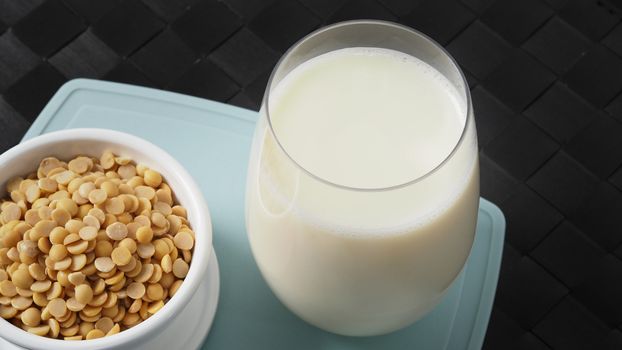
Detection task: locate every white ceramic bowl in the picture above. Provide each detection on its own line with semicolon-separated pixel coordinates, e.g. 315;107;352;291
0;128;212;350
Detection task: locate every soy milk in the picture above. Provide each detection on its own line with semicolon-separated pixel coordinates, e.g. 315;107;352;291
246;47;479;335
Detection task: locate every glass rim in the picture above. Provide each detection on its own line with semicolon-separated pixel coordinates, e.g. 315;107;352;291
263;19;473;192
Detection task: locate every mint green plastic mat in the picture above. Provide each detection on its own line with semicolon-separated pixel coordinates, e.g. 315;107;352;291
22;79;505;350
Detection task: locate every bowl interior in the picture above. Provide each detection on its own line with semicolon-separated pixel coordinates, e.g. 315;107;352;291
0;129;212;349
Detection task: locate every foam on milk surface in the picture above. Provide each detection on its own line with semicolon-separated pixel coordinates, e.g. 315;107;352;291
268;47;466;190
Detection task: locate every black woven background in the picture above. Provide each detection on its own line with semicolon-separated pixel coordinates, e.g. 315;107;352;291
1;0;622;348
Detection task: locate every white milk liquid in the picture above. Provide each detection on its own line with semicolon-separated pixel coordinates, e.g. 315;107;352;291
246;47;479;335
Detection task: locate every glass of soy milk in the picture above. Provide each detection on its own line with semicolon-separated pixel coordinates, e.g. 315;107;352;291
246;20;479;336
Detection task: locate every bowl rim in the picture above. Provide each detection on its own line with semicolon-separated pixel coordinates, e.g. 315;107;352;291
0;128;212;349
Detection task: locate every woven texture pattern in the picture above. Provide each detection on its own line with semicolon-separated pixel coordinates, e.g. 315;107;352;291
1;0;622;348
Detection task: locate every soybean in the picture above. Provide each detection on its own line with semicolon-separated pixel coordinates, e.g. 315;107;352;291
0;153;196;340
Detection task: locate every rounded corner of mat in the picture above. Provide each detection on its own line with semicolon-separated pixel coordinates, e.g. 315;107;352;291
479;198;506;235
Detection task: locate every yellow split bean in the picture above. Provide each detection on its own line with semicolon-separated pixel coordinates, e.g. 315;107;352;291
0;153;195;340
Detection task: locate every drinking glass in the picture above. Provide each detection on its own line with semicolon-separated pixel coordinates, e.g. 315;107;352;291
245;20;479;336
